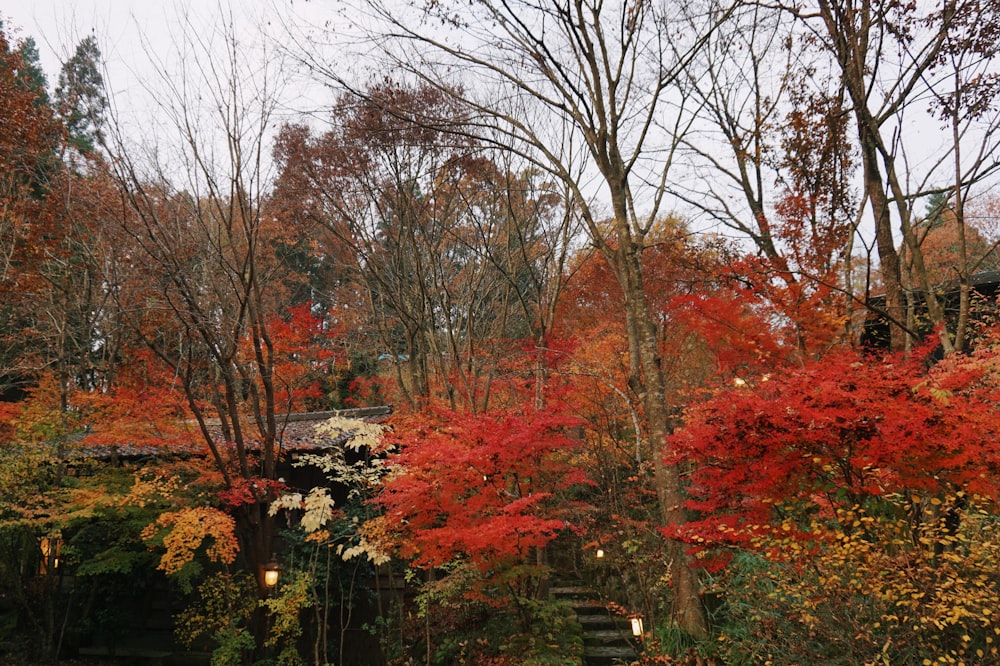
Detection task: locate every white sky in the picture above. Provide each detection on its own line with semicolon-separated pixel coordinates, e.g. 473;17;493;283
0;1;347;123
4;0;993;240
3;2;217;85
0;0;364;190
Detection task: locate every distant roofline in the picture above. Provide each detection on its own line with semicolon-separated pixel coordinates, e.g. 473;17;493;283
197;406;394;426
72;406;394;461
866;270;1000;303
278;406;393;422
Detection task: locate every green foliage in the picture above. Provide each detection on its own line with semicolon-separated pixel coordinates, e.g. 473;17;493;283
710;496;1000;665
55;36;107;156
580;507;677;646
702;551;784;666
503;598;584;666
429;597;583;666
261;570;314;665
65;498;166;648
70;505;158;576
11;36;48;102
210;625;256;666
0;455;174;660
175;572;257;653
400;563;583;666
924;191;951;229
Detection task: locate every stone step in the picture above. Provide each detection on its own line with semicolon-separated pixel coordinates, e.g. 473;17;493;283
548;570;638;665
577;613;627;629
583;628;635;645
584;644;638;666
79;646;172;665
571;599;614;616
550;585;594;598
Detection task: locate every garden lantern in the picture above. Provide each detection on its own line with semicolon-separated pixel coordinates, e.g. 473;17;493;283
39;536;61;575
630;616;644;638
263;558;281;588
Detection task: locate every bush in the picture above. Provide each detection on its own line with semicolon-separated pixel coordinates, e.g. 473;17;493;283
712;496;1000;665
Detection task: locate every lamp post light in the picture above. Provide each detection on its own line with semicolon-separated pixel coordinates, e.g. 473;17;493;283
263;558;280;590
39;536;62;576
630;615;644;639
595;548;605;560
261;556;281;663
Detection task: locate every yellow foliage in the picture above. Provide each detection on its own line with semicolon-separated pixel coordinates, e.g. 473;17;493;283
719;494;1000;664
175;572;257;648
305;529;330;543
122;470;182;508
142;507;239;575
260;571;314;650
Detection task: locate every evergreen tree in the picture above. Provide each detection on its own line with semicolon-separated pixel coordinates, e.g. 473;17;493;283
56;36;106;156
12;35;48;103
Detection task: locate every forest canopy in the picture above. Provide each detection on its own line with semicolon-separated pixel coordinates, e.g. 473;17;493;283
2;1;1000;664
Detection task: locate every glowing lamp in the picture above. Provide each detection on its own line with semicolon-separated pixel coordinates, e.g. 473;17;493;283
39;536;62;575
263;559;281;588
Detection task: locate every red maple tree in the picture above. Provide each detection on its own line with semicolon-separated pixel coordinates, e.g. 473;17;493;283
372;404;591;574
667;340;1000;565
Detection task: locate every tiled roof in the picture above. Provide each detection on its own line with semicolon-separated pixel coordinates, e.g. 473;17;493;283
73;407;392;460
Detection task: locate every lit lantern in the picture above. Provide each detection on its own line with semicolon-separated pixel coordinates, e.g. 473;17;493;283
39;536;62;576
263;558;281;588
595;548;605;559
630;616;644;638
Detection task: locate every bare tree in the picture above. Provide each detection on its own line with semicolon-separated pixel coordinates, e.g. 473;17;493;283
293;0;739;635
456;152;581;411
796;0;1000;352
673;3;795;264
921;0;1000;350
273;82;577;413
673;3;863;353
100;8;293;615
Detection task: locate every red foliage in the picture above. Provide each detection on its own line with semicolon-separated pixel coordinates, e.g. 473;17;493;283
375;404;592;570
259;302;347;411
344;376;387;408
667;344;1000;557
217;476;288;509
664;291;785;378
721;255;845;358
75;348;193;449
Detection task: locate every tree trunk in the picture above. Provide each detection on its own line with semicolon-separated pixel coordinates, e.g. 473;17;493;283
611;196;707;636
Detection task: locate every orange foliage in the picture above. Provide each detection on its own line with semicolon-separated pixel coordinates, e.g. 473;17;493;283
142;506;239;575
75;349;194;449
0;28;63;291
372;404;590;572
917;207;1000;285
0;372;77;445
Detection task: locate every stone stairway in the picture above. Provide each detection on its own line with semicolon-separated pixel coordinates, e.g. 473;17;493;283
550;584;639;666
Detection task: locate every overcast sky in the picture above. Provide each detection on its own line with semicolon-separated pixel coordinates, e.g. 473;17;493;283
3;1;367;175
1;1;344;116
3;2;198;82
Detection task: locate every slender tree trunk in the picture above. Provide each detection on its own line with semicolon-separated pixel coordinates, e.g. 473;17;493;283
610;191;707;636
628;287;707;636
860;134;906;351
